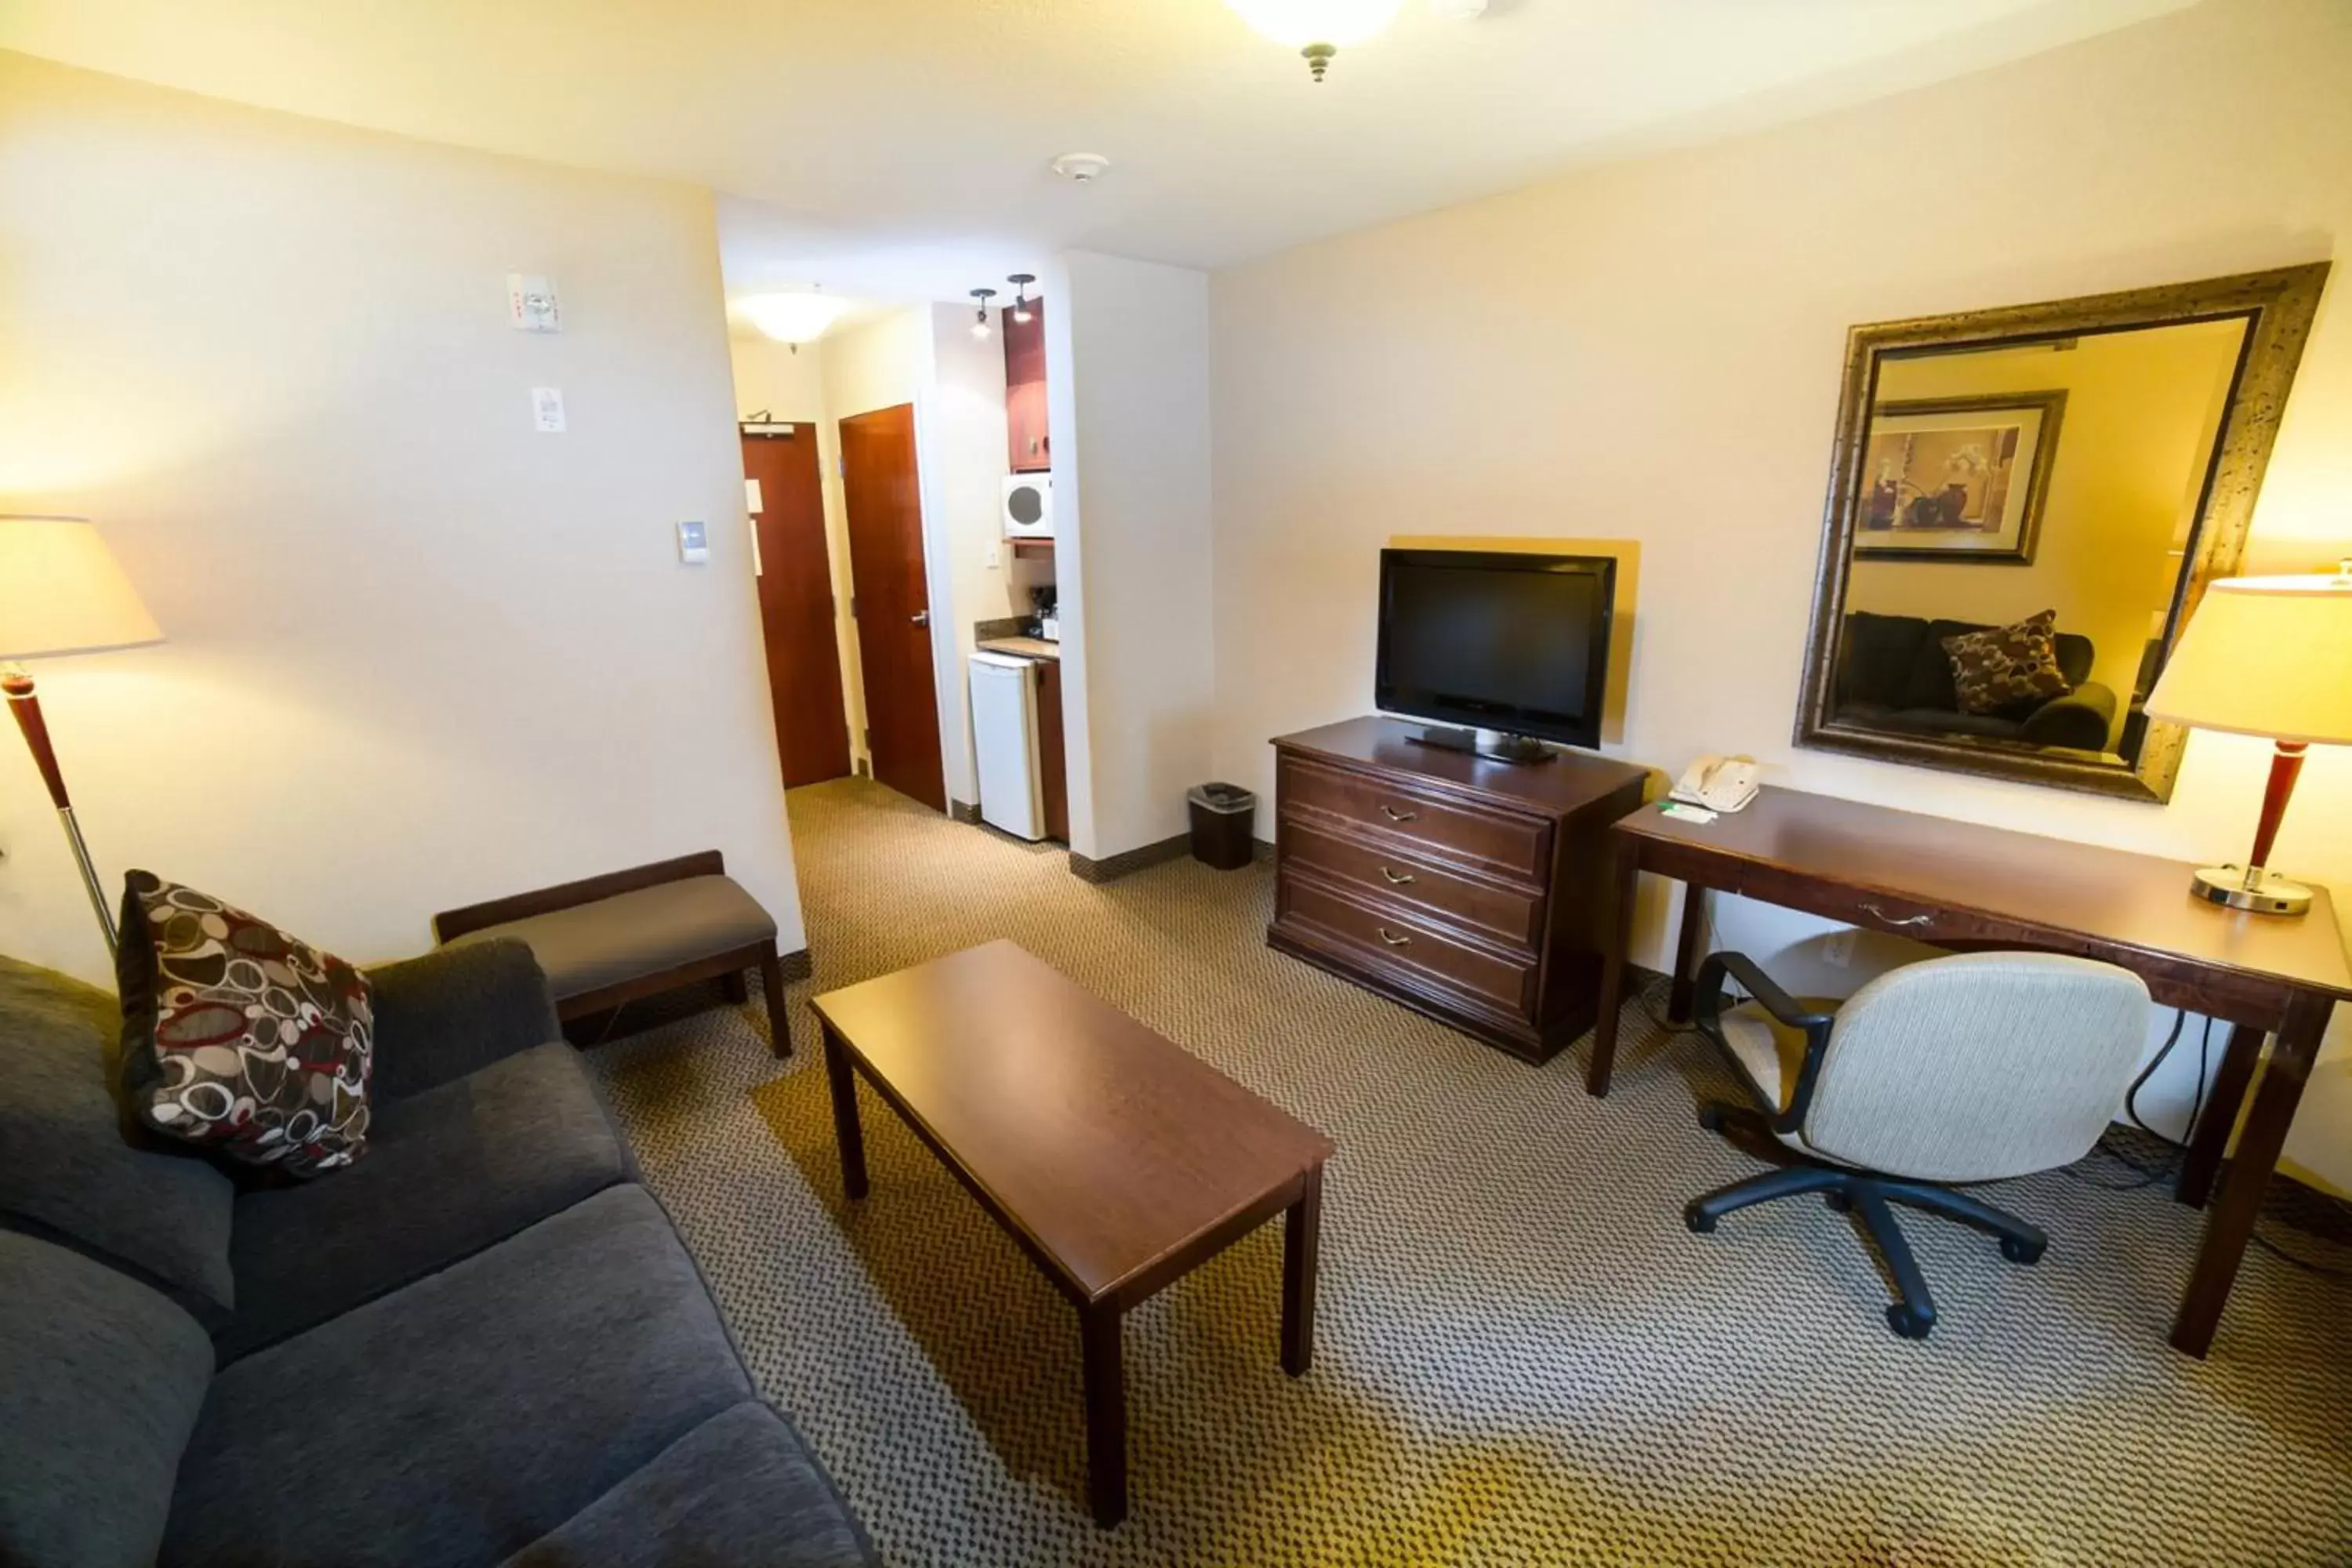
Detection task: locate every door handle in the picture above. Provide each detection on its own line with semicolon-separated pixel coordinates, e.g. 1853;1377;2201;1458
1378;804;1417;822
911;610;930;627
1376;927;1414;947
1378;866;1417;885
1860;902;1933;929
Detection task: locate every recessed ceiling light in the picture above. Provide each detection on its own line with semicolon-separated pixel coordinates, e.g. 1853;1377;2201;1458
735;291;849;345
1051;152;1111;183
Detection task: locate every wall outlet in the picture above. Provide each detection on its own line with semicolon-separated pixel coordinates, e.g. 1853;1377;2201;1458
1823;928;1857;968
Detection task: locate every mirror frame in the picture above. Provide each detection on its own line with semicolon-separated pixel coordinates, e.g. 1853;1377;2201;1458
1795;263;2331;803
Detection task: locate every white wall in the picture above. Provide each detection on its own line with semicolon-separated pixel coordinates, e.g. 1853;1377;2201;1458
1055;251;1217;861
1207;0;2352;1181
0;51;804;978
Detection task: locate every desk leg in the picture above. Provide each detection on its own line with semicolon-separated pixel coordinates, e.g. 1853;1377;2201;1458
1281;1164;1323;1377
1666;884;1708;1024
821;1025;869;1201
1587;837;1639;1097
2170;990;2332;1357
1080;1299;1127;1528
2175;1022;2265;1209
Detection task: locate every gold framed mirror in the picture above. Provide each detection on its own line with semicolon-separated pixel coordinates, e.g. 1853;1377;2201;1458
1795;263;2330;802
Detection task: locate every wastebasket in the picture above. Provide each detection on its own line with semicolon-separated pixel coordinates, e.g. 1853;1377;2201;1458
1186;782;1257;870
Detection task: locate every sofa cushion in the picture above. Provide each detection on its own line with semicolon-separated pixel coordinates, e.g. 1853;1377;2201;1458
449;876;775;1003
502;1402;874;1568
0;954;237;1316
1837;612;1929;709
118;872;375;1176
1941;608;2071;716
0;1231;215;1568
164;1185;752;1568
216;1040;637;1361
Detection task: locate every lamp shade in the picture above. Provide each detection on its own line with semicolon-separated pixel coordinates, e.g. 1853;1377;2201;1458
1225;0;1407;47
2146;568;2352;746
0;516;163;661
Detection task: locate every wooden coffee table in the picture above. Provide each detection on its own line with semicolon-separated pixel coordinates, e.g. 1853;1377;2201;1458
810;940;1335;1527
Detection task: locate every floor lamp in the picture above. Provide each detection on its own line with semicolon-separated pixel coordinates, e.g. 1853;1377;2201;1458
0;516;164;953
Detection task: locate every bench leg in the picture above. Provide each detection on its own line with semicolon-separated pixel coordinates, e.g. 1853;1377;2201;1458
759;950;793;1058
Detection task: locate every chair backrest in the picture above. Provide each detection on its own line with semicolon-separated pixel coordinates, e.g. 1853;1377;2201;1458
1802;952;2152;1183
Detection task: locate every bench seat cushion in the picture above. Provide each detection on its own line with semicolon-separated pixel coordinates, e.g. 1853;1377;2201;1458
502;1402;874;1568
216;1040;637;1361
0;1232;214;1568
0;955;237;1317
450;877;775;1003
165;1185;753;1568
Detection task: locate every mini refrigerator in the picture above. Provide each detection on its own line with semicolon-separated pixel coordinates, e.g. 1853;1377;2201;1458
969;651;1044;840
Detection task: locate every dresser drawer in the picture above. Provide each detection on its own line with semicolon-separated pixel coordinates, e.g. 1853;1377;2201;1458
1277;873;1537;1019
1280;822;1544;953
1278;757;1552;884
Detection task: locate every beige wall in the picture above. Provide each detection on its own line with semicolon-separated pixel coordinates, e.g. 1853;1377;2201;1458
1208;0;2352;1179
1846;321;2244;743
0;52;804;979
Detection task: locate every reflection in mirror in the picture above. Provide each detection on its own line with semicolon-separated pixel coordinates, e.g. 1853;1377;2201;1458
1832;319;2245;770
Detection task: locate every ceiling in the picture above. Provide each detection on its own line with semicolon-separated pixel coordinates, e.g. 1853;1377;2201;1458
5;0;2192;304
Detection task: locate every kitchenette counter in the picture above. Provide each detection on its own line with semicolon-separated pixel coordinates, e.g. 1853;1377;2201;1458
977;636;1062;661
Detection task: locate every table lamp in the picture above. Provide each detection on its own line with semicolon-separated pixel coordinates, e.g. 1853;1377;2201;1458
2146;561;2352;916
0;516;164;951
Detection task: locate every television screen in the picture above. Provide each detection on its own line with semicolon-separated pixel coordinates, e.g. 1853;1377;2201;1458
1374;550;1614;750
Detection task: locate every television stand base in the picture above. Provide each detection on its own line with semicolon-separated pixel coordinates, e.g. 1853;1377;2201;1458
1406;726;1555;765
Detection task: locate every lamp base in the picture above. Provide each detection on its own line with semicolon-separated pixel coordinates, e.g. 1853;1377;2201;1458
2188;862;2314;916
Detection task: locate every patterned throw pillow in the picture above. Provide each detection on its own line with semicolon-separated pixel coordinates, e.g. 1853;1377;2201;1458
116;873;373;1177
1940;610;2074;717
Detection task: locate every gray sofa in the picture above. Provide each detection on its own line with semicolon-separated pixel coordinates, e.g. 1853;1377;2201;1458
0;942;874;1568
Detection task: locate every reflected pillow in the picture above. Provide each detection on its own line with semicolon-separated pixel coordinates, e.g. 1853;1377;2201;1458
116;873;374;1178
1940;610;2073;717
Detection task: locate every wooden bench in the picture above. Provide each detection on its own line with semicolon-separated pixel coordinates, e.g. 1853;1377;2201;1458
433;851;793;1057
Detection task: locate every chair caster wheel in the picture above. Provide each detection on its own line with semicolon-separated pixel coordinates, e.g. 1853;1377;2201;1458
1886;1304;1935;1340
2001;1236;2045;1265
1823;1190;1852;1214
1683;1203;1717;1234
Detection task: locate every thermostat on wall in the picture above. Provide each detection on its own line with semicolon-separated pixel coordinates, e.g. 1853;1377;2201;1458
677;520;709;564
507;274;561;332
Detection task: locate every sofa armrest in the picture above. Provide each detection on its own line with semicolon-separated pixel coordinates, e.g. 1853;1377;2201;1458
2020;681;2116;750
367;940;563;1104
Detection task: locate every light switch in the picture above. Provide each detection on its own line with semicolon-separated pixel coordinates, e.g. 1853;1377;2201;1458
532;387;566;433
985;543;1002;569
677;520;709;564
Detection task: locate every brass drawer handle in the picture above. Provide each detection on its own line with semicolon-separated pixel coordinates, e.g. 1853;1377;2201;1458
1377;926;1414;947
1378;804;1418;822
1378;866;1417;886
1861;902;1933;930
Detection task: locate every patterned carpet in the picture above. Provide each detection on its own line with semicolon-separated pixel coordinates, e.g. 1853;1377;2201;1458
588;778;2352;1566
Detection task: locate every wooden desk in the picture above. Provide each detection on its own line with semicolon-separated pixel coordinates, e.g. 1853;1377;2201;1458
1588;786;2352;1359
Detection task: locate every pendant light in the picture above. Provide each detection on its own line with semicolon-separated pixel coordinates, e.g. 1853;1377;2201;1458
1225;0;1407;81
970;288;997;339
1007;274;1036;325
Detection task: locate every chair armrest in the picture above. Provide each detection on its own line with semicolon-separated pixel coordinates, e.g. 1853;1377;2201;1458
1693;950;1836;1134
366;940;563;1103
2020;682;2116;750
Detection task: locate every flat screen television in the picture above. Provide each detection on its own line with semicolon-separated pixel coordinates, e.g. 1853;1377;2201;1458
1374;549;1615;755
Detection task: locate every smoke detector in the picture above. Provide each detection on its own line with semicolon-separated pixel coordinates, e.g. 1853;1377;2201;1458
1051;152;1111;183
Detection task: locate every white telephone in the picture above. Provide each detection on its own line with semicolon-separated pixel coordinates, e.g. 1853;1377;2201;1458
1671;754;1760;814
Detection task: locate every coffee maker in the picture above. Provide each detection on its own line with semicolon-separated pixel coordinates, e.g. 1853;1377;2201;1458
1030;584;1059;643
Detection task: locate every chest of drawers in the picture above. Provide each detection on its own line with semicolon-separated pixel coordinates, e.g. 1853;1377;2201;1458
1267;717;1650;1064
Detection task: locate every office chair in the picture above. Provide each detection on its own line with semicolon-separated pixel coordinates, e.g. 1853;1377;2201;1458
1682;949;2151;1338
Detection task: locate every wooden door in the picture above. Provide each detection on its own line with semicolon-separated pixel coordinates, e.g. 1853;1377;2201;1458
838;404;947;811
1004;301;1051;473
740;426;851;788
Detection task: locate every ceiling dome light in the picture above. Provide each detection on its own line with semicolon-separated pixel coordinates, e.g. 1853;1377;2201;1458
1225;0;1407;80
735;291;849;345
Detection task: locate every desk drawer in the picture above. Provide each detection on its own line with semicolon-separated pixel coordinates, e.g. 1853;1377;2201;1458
1279;757;1551;884
1281;822;1543;952
1277;873;1536;1019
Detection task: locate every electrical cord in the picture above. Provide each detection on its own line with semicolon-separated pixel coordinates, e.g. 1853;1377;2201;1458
2063;1008;2198;1192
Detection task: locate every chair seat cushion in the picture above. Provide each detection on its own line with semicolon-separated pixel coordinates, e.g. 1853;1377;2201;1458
451;877;775;1003
0;1232;214;1568
501;1403;873;1568
164;1185;753;1568
0;955;237;1319
216;1041;637;1361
